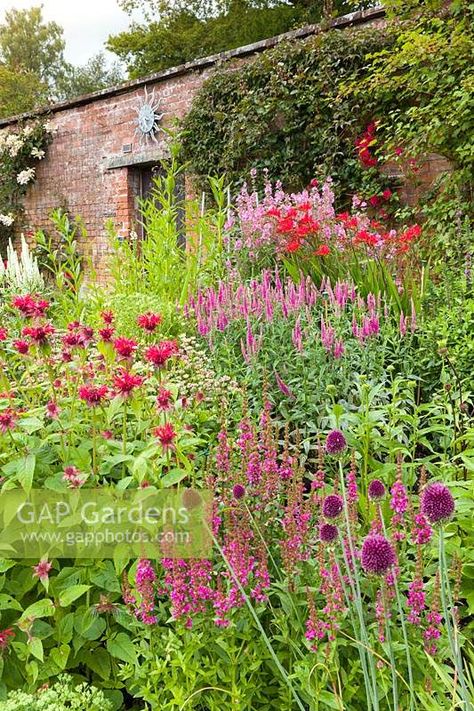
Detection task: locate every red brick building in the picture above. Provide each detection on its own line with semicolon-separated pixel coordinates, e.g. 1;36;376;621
0;7;447;278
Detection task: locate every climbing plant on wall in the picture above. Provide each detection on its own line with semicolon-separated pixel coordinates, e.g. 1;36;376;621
0;120;52;252
181;23;399;205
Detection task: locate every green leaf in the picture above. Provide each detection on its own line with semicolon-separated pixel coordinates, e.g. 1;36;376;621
106;632;137;665
19;598;55;623
58;584;91;607
28;638;44;662
50;644;69;670
161;468;188;487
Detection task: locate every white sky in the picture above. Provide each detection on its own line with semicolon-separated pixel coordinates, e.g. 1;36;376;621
0;0;141;66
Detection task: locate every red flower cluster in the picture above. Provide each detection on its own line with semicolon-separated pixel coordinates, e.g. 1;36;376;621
145;340;178;368
137;312;162;332
355;122;378;168
21;323;55;345
154;422;177;449
11;294;49;318
0;408;17;433
396;224;422;254
0;328;7;341
78;384;108;407
113;368;144;397
113;337;138;359
62;322;94;349
267;204;321;254
0;627;15;651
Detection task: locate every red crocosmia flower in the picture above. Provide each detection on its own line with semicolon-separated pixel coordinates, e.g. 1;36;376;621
286;240;301;253
137;312;162;332
0;328;7;341
368;195;380;208
295;224;311;238
277;217;295;234
22;323;55;344
0;627;15;651
297;201;312;212
0;409;17;433
266;207;281;218
101;310;114;324
113;368;144;397
113;337;138;359
154;422;177;450
382;188;393;201
13;339;29;354
336;212;350;222
315;244;330;256
78;384;108;407
145;340;178;367
156;388;173;411
99;326;115;342
355;230;378;247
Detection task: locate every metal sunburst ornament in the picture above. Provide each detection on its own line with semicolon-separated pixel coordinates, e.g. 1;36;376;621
134;87;163;145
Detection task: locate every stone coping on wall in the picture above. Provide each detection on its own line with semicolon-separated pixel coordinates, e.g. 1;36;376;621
0;5;385;129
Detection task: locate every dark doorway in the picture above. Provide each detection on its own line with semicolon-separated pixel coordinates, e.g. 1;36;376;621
136;163;185;246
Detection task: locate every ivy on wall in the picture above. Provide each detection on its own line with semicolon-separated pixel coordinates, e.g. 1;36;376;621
0;120;52;252
181;24;399;205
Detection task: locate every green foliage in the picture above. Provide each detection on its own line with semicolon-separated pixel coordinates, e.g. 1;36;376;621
181;24;394;199
349;0;474;197
58;53;124;100
1;674;112;711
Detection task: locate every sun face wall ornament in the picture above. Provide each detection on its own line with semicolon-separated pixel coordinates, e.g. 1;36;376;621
134;87;163;146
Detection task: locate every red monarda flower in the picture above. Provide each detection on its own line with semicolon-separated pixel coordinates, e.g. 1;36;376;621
0;328;7;341
156;388;173;411
22;324;55;344
0;409;17;433
0;627;15;651
101;310;114;324
11;294;49;318
137;312;162;332
154;422;177;449
145;340;178;367
78;384;108;407
46;400;60;419
113;368;144;397
13;339;29;354
113;337;138;359
315;244;330;256
33;560;52;581
99;326;115;342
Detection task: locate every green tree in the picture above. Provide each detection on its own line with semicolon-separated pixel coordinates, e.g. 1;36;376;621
108;0;374;78
0;6;66;91
58;52;124;99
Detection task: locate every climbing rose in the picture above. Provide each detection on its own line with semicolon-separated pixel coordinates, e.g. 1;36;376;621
420;482;455;524
361;534;396;575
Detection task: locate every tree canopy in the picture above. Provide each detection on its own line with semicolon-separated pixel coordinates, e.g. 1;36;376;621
0;6;123;119
108;0;374;78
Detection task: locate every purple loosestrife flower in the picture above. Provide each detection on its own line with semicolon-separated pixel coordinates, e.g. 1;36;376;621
274;371;295;399
325;429;347;455
319;523;339;543
322;494;344;519
361;534;396;575
420;482;455;524
368;479;386;501
135;559;157;625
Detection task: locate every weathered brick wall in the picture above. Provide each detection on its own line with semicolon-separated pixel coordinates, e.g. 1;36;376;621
14;71;217;279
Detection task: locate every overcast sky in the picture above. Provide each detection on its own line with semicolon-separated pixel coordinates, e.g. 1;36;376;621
0;0;140;66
